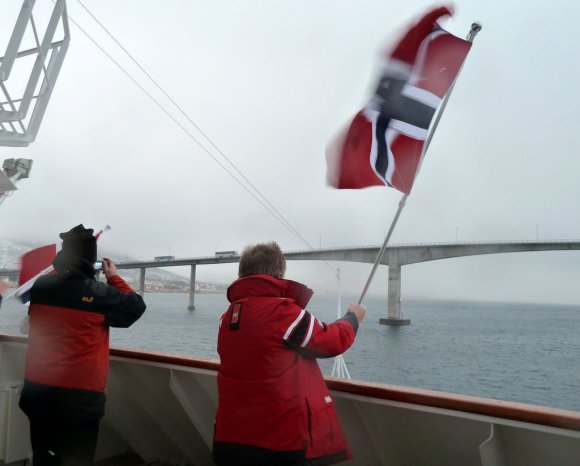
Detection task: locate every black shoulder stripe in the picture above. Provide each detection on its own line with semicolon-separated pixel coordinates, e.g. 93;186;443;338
282;340;335;359
287;312;311;346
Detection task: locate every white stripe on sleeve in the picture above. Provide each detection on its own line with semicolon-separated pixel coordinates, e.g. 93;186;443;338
283;308;306;341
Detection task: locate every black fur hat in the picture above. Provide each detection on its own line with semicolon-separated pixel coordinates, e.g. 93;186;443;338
53;224;97;274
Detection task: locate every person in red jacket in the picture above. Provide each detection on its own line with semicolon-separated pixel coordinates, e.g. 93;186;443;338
213;241;366;466
19;225;146;465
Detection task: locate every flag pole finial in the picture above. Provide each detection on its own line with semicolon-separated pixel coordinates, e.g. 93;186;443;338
467;22;482;41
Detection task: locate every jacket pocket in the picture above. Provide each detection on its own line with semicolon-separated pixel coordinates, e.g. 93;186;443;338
306;394;341;457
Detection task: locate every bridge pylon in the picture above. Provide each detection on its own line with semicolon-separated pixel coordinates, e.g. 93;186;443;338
379;263;410;326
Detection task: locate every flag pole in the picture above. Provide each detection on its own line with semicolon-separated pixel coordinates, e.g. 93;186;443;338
357;194;407;304
331;267;352;379
2;265;53;301
357;22;482;305
419;21;482;169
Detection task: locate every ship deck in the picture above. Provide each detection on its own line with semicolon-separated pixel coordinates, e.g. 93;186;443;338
1;334;579;466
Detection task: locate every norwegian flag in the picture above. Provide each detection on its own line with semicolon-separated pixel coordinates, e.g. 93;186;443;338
11;225;110;304
327;6;472;195
17;244;57;303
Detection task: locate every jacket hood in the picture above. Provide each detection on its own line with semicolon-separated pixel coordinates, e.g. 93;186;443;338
227;274;314;309
52;224;97;277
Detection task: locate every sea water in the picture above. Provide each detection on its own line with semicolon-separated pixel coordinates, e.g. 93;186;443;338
1;293;578;412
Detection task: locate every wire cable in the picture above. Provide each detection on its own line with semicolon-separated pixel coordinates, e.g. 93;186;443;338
73;0;317;252
63;12;313;245
65;2;338;273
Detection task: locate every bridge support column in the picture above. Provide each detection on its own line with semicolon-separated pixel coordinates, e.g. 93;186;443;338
380;263;410;326
139;268;146;296
188;265;196;311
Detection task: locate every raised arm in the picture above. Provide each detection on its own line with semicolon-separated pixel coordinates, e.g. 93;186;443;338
283;304;366;358
101;258;146;328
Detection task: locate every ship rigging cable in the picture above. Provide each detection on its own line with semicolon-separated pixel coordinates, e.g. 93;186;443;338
62;0;339;275
63;0;325;258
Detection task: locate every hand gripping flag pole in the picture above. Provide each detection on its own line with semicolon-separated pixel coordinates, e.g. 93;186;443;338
356;21;482;305
331;267;352;379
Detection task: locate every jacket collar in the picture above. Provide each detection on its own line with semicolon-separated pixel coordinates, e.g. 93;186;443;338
227;274;314;309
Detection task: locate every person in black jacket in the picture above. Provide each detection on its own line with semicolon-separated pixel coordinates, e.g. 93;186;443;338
19;224;146;465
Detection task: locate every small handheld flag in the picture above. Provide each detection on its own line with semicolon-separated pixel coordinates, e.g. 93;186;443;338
95;224;111;240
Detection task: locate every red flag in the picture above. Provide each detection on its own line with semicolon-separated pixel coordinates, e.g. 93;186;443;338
17;244;57;302
327;6;472;195
13;226;109;304
19;244;57;286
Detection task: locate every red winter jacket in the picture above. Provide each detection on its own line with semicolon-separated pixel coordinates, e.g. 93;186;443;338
213;274;359;466
19;271;146;424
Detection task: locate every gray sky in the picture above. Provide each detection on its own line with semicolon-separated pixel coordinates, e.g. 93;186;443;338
1;0;580;304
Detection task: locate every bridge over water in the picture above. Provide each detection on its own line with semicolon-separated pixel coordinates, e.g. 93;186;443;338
2;240;579;324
